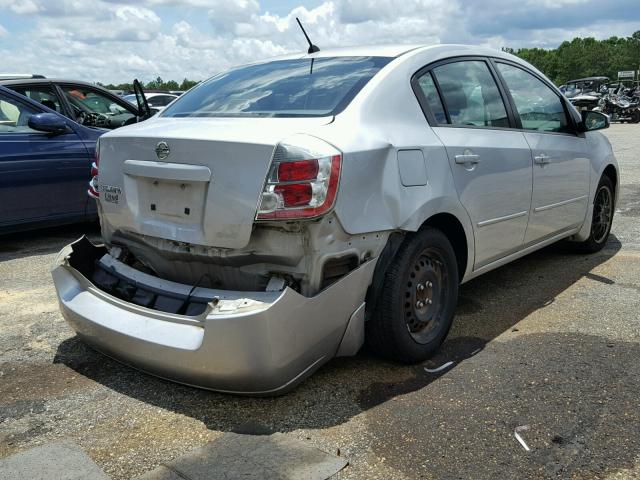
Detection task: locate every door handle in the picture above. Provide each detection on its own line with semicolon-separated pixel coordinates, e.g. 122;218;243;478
534;154;551;165
454;154;480;165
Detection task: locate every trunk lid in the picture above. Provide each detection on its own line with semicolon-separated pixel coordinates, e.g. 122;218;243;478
97;116;331;249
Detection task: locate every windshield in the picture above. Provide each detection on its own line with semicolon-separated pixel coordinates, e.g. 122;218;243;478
123;94;137;105
161;56;392;118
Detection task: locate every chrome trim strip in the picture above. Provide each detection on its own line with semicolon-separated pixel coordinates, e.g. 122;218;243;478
534;195;588;213
464;226;580;283
477;210;528;228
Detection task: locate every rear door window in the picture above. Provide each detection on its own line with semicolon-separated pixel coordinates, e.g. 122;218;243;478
12;86;63;113
495;63;571;133
431;60;509;128
162;56;392;118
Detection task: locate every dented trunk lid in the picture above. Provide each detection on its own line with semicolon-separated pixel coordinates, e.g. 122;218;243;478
97;116;331;249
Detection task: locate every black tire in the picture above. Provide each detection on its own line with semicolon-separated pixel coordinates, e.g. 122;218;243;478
573;175;615;253
366;228;459;363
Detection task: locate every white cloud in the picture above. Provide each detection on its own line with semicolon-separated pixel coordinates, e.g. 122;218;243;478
0;0;41;14
0;0;637;84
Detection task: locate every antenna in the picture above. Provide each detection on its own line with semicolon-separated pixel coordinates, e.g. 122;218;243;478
296;17;320;54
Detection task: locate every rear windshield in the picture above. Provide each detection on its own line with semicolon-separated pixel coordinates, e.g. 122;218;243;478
161;56;392;118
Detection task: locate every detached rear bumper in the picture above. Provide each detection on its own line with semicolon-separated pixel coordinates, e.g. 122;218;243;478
52;237;374;395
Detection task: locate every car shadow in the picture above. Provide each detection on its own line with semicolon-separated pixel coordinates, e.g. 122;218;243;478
0;223;100;262
54;234;622;432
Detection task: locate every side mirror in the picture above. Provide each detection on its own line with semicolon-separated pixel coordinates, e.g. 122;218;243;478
579;110;609;132
28;112;69;135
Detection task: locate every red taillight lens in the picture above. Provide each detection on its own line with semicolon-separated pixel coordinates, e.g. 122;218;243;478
88;146;100;199
277;160;319;182
275;183;313;207
257;136;342;220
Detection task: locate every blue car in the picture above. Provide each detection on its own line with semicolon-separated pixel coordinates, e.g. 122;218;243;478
0;84;103;234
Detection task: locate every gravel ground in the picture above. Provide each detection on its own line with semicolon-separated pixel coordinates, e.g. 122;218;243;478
1;124;639;479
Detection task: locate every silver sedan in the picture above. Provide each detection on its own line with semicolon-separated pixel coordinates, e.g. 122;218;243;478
52;44;617;394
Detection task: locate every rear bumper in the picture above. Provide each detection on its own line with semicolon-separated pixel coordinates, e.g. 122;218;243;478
52;238;374;395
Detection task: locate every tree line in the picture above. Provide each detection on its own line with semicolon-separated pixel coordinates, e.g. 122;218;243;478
99;77;199;92
505;31;640;85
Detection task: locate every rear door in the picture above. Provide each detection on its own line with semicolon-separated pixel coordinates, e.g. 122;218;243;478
0;90;90;227
414;58;533;268
493;61;589;244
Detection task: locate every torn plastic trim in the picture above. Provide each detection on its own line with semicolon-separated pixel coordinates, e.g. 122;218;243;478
60;237;283;318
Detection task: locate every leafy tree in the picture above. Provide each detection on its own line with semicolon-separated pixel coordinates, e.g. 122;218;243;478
165;80;180;90
180;78;199;90
508;31;640;85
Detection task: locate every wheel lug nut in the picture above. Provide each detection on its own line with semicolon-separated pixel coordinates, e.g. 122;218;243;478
416;301;424;308
427;281;433;287
417;283;425;291
427;299;432;305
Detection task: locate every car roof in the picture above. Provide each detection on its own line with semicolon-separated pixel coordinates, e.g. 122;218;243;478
250;43;530;66
0;74;46;80
128;92;178;98
567;76;609;83
265;44;424;62
0;78;102;88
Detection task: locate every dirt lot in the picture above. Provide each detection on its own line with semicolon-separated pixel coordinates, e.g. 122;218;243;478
1;124;639;479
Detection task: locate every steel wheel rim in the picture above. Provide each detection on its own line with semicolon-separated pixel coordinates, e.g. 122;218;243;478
403;247;448;344
592;185;613;244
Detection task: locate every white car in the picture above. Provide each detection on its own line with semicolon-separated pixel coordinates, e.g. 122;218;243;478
52;44;617;394
123;92;178;113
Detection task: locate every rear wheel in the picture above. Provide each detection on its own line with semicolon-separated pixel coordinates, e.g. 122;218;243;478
573;175;615;253
367;228;459;363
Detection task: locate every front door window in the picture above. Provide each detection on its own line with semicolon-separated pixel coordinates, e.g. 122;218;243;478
60;86;133;128
495;63;571;133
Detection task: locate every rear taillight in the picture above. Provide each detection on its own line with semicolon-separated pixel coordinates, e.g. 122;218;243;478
88;144;99;199
257;136;341;220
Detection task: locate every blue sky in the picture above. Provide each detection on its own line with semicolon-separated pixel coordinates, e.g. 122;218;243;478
0;0;638;84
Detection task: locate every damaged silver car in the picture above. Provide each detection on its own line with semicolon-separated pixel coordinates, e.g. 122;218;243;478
52;44;618;394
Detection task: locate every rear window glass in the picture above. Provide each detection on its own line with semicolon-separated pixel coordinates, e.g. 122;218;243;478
161;56;392;118
416;72;447;124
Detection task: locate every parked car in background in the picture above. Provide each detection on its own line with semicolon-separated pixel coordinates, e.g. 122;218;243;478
563;76;610;98
0;85;104;234
563;76;610;111
53;44;618;395
0;77;153;130
123;92;178;113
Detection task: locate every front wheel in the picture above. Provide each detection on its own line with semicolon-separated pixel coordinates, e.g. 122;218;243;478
573;175;615;253
366;228;459;364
